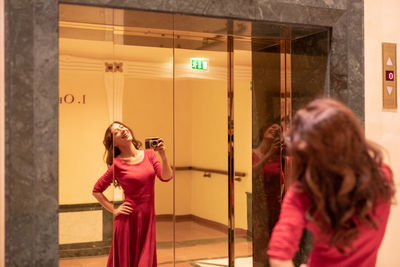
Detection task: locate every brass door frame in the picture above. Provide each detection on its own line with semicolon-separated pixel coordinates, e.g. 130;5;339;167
280;39;292;191
227;35;235;267
280;39;292;133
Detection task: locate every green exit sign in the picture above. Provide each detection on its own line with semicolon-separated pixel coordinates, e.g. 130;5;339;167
191;58;209;70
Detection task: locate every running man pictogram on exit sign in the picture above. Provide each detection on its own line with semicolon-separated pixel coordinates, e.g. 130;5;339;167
382;43;397;109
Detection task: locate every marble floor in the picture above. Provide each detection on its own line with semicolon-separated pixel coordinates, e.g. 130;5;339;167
59;220;252;266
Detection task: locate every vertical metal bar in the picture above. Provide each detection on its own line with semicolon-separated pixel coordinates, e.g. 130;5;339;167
285;40;292;131
279;39;293;191
0;0;4;264
172;14;176;267
284;40;292;189
280;40;286;130
227;35;235;267
280;40;292;192
279;40;287;196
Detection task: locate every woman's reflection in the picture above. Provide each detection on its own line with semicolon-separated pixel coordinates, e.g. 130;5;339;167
92;121;173;267
252;122;283;236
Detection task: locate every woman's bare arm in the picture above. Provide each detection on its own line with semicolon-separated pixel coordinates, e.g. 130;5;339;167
92;192;115;213
160;153;173;180
155;139;173;180
92;192;132;216
270;258;295;267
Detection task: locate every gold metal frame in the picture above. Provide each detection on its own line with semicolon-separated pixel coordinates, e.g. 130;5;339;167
280;39;292;191
227;35;235;267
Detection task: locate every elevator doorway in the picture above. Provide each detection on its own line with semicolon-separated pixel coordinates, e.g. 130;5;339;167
58;4;329;266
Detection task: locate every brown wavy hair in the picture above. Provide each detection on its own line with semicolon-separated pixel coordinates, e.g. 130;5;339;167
286;98;394;252
103;121;142;186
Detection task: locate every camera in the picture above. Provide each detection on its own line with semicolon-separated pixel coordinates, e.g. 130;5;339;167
145;137;161;149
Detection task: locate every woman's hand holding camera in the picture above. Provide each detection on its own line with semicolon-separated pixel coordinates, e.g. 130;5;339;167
154;138;166;155
269;137;282;156
113;202;133;217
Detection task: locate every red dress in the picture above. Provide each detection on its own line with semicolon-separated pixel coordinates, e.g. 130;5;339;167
252;151;283;235
93;149;171;267
267;166;392;267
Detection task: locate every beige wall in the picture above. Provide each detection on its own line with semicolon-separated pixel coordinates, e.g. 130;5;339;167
186;78;229;225
59;69;112;204
364;0;400;266
234;79;253;230
59;211;103;244
0;0;4;264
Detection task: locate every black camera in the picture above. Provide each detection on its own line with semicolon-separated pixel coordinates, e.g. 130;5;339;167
145;137;161;149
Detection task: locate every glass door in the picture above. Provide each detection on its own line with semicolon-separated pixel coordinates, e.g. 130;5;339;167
173;14;230;266
58;5;115;265
249;37;287;267
112;9;175;266
233;23;330;267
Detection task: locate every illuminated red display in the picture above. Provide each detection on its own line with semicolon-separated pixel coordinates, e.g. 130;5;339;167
386;70;395;81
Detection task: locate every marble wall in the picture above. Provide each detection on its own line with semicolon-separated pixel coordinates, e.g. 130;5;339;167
4;1;59;266
4;0;364;265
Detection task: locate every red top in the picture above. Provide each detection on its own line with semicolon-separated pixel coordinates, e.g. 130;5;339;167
267;167;392;267
252;151;285;184
93;149;170;195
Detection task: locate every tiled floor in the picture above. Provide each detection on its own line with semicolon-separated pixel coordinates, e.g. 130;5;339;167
59;220;252;266
195;256;252;267
60;256;108;267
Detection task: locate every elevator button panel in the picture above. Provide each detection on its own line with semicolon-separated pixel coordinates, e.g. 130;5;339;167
382;43;397;109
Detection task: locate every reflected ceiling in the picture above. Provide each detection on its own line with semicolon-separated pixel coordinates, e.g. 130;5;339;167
59;3;330;47
59;4;329;71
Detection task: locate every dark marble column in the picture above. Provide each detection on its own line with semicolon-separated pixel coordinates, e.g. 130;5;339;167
5;1;58;266
347;0;365;126
291;31;330;113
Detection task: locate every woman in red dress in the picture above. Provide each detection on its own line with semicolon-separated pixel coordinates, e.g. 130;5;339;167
92;121;173;267
252;122;283;236
267;99;395;267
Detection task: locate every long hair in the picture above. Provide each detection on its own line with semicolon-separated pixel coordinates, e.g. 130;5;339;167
286;98;394;252
103;121;142;186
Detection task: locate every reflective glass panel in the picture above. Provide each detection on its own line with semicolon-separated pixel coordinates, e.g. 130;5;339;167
173;14;230;265
59;4;115;265
112;8;174;266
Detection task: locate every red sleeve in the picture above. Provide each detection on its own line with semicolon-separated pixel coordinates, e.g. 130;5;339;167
93;165;114;193
267;184;309;260
381;163;393;183
148;150;172;182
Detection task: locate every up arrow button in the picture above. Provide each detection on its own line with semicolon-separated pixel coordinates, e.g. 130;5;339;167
386;57;393;66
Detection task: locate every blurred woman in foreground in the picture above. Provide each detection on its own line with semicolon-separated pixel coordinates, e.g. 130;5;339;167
267;98;395;267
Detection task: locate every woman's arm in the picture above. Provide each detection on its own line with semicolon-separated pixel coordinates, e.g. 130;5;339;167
154;139;173;180
159;151;173;180
92;165;132;216
252;150;274;173
92;192;115;214
267;184;309;263
92;192;132;216
270;258;294;267
252;138;282;173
